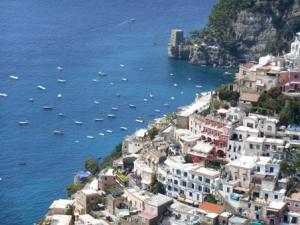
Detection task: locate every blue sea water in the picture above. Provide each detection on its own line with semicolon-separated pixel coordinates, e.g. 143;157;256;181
0;0;234;224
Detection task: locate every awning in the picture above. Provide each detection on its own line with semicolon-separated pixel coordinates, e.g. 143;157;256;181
192;142;213;154
178;196;185;202
185;199;194;204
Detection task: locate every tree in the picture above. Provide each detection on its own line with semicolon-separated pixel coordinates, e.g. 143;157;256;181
151;179;166;194
148;127;159;140
66;183;83;197
123;156;137;171
65;205;73;215
84;158;99;175
205;194;218;204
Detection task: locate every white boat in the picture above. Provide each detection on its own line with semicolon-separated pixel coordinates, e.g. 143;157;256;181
53;130;64;135
195;85;202;88
92;79;99;82
98;132;105;136
75;140;80;143
188;77;192;81
129;18;136;22
170;96;175;100
0;177;2;181
57;79;66;83
170;73;174;76
107;114;116;118
94;118;104;122
120;126;128;131
98;71;107;76
43;106;53;110
0;93;8;97
173;83;178;87
164;103;169;106
57;93;62;98
149;93;154;98
57;66;63;71
154;109;161;113
58;113;66;117
224;71;232;75
135;119;144;123
106;129;113;133
139;67;144;71
28;98;34;102
180;91;184;94
143;98;148;102
74;121;83;125
86;135;94;139
116;93;121;97
9;75;19;80
94;101;100;104
120;64;125;67
18;120;29;125
129;104;136;108
121;77;128;81
37;85;46;91
111;107;119;111
110;82;114;85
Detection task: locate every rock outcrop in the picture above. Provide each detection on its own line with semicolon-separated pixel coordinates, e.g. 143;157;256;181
168;0;300;67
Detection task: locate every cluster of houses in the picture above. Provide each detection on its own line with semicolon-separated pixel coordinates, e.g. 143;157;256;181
39;35;300;225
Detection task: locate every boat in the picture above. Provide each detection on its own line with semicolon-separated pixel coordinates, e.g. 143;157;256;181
18;120;29;125
144;98;148;102
43;106;53;110
107;114;116;118
0;177;2;181
116;93;121;97
94;100;100;104
170;96;175;100
129;18;136;22
17;162;26;166
106;129;113;133
195;85;202;88
53;130;64;135
9;75;19;80
75;140;80;143
164;103;169;106
110;82;114;85
170;73;174;76
180;91;184;95
92;79;99;82
224;71;232;75
111;107;119;111
0;93;8;97
173;83;178;87
98;71;107;76
94;118;104;122
58;113;66;117
57;79;66;83
98;132;105;136
28;98;34;102
149;93;154;98
188;77;192;81
74;121;83;125
37;85;46;91
121;77;128;81
120;127;128;131
129;104;136;108
57;66;63;71
139;67;144;71
120;64;125;67
57;93;62;98
135;119;144;123
154;109;161;113
86;135;94;139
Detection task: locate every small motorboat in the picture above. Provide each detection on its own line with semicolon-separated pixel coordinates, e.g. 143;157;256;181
129;104;136;108
92;79;99;82
180;91;184;95
170;96;175;100
17;162;26;166
120;64;125;67
98;71;107;76
58;113;66;117
0;177;2;181
86;135;94;139
74;121;83;125
43;106;53;110
18;120;29;125
57;66;63;71
120;126;128;131
154;109;161;113
139;67;144;71
106;129;113;133
57;79;66;83
37;85;46;91
173;83;178;87
144;98;148;102
53;130;64;135
94;100;100;105
135;118;144;123
9;75;19;80
28;97;34;102
94;118;104;122
111;107;119;111
188;77;192;81
98;132;105;136
129;18;136;22
195;85;202;88
149;93;154;98
224;71;232;75
116;93;121;97
121;77;128;81
164;103;169;106
170;73;174;76
107;114;116;118
57;93;62;98
0;93;8;97
75;140;80;143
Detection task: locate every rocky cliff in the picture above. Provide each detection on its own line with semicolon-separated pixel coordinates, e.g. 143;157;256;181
169;0;300;67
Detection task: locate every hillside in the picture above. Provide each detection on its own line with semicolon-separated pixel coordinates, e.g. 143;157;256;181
169;0;300;67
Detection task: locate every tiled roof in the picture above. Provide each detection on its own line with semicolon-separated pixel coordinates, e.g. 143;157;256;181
199;202;224;214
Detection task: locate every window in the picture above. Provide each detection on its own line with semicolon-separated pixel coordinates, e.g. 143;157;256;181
176;170;181;176
267;125;272;131
191;183;195;189
250;144;254;149
204;187;210;193
168;186;172;191
198;186;202;191
189;192;192;197
205;178;210;184
174;188;178;192
191;174;195;179
270;167;274;173
295;203;300;208
174;180;178;185
256;145;260;150
227;187;230;193
274;195;278;199
291;217;298;224
180;190;184;194
183;172;187;177
182;181;186;187
257;166;260;172
198;176;202;181
256;214;259;220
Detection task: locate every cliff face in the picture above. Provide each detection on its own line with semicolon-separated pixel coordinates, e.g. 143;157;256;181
169;0;300;67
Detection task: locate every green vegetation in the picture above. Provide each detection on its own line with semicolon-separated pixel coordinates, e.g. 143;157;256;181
100;143;122;169
217;86;239;106
204;194;218;204
85;158;100;175
66;183;84;197
150;179;166;194
65;205;73;215
205;159;224;170
147;126;159;140
116;171;128;185
279;100;300;126
123;156;137;170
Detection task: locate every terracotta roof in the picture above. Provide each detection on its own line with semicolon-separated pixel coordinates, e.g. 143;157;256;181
199;202;224;214
240;92;260;102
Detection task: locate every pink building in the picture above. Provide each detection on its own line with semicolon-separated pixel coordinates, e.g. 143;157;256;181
284;71;300;92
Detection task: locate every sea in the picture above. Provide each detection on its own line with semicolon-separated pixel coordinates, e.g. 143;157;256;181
0;0;234;224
